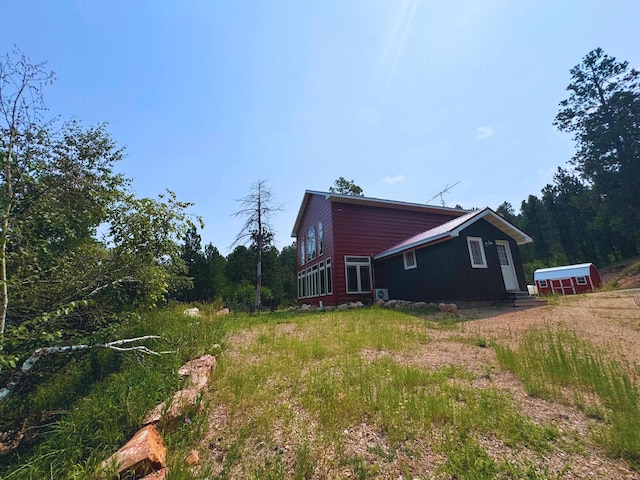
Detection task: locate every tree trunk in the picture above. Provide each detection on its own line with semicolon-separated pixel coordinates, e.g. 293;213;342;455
0;131;15;341
255;187;263;311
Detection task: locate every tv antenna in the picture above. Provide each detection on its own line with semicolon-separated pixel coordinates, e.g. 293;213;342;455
427;181;460;207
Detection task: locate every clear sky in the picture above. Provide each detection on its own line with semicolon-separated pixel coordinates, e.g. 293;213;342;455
2;1;638;254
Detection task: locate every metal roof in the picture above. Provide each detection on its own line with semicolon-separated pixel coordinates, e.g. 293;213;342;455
291;190;468;237
534;263;595;281
374;207;533;260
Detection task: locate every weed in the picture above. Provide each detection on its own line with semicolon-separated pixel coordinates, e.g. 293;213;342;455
494;325;640;468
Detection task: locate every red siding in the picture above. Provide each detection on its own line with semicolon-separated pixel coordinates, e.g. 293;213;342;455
295;194;337;305
331;200;463;305
295;192;467;306
536;265;601;295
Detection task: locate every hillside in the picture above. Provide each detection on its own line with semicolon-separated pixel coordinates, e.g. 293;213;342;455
194;292;640;479
600;258;640;290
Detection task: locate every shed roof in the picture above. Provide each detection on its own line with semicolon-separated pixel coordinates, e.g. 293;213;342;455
374;207;532;260
291;190;468;237
534;263;596;281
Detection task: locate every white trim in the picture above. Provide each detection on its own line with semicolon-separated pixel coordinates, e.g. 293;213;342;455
467;237;487;268
345;255;372;294
403;250;417;270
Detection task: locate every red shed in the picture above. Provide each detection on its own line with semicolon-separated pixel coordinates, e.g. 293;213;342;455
534;263;602;295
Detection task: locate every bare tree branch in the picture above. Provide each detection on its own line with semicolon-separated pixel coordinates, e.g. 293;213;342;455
0;336;171;400
231;180;283;310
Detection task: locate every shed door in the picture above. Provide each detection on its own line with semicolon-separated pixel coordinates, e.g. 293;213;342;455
496;241;519;291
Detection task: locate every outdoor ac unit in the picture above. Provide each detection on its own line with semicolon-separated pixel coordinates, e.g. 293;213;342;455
374;288;389;301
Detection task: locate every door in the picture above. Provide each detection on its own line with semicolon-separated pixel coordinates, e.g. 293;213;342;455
496;240;519;291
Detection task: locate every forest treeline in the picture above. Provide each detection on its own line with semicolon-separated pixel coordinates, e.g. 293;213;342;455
174;227;297;310
0;46;638;394
495;48;639;280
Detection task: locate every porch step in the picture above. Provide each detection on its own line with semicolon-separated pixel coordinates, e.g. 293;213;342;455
494;291;548;307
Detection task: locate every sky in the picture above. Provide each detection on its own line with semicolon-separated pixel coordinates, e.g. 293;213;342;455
2;1;639;255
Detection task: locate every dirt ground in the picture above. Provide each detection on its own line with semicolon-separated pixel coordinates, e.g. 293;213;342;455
420;289;640;479
202;290;640;479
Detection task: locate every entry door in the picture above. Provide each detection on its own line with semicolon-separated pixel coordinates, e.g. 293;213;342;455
496;240;519;291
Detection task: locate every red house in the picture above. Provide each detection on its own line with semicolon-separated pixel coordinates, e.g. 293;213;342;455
534;263;602;295
292;190;534;306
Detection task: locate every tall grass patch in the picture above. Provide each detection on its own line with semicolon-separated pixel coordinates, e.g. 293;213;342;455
0;304;227;478
494;325;640;468
210;309;558;477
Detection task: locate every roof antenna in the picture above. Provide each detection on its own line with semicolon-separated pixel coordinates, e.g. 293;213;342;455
427;181;460;207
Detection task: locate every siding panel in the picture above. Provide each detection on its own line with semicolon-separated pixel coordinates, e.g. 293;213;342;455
375;219;527;302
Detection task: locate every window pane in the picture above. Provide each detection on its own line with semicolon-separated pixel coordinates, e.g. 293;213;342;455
326;261;333;294
345;256;370;263
318;223;324;255
496;244;509;265
360;265;371;291
347;265;359;292
319;266;326;295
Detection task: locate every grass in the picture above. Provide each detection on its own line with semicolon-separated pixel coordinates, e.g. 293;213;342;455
494;325;640;469
2;303;638;478
208;308;559;478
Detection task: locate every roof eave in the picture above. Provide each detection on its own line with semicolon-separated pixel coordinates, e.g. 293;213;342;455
374;232;453;260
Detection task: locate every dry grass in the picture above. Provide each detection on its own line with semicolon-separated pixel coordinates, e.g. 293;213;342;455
193;291;640;479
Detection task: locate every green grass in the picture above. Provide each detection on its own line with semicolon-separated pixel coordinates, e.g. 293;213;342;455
2;304;637;478
494;325;640;469
209;308;559;478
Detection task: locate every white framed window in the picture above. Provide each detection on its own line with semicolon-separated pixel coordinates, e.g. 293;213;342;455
319;261;326;295
300;239;305;266
307;226;316;261
345;256;372;294
576;276;587;285
311;264;319;296
403;250;417;270
326;257;333;294
318;222;324;256
539;280;548;288
467;237;487;268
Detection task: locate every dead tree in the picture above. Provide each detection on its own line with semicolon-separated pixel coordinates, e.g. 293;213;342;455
231;180;282;311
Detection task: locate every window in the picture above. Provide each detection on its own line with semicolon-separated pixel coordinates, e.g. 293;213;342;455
345;256;372;294
307;226;316;261
311;264;319;296
296;257;333;299
576;276;587;285
539;280;548;288
318;222;324;256
300;239;305;266
467;237;487;268
403;250;417;270
319;261;326;295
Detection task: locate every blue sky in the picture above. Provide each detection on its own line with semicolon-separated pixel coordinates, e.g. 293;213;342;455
2;1;639;254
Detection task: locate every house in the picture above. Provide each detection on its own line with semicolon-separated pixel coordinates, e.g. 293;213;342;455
291;190;534;307
534;263;602;295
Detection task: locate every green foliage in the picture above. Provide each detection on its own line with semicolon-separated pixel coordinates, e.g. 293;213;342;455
329;176;364;196
0;304;227;478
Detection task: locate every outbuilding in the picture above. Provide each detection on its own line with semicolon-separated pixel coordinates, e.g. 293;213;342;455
534;263;602;295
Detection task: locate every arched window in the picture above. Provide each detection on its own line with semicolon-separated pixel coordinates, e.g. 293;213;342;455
307;226;316;261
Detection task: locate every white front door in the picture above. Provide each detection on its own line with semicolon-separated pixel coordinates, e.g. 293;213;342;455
496;240;519;291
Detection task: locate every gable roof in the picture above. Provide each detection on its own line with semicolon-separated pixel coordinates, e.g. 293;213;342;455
534;263;595;281
291;190;468;237
374;207;532;260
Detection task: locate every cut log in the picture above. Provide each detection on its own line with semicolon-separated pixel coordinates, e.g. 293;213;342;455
101;425;166;478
